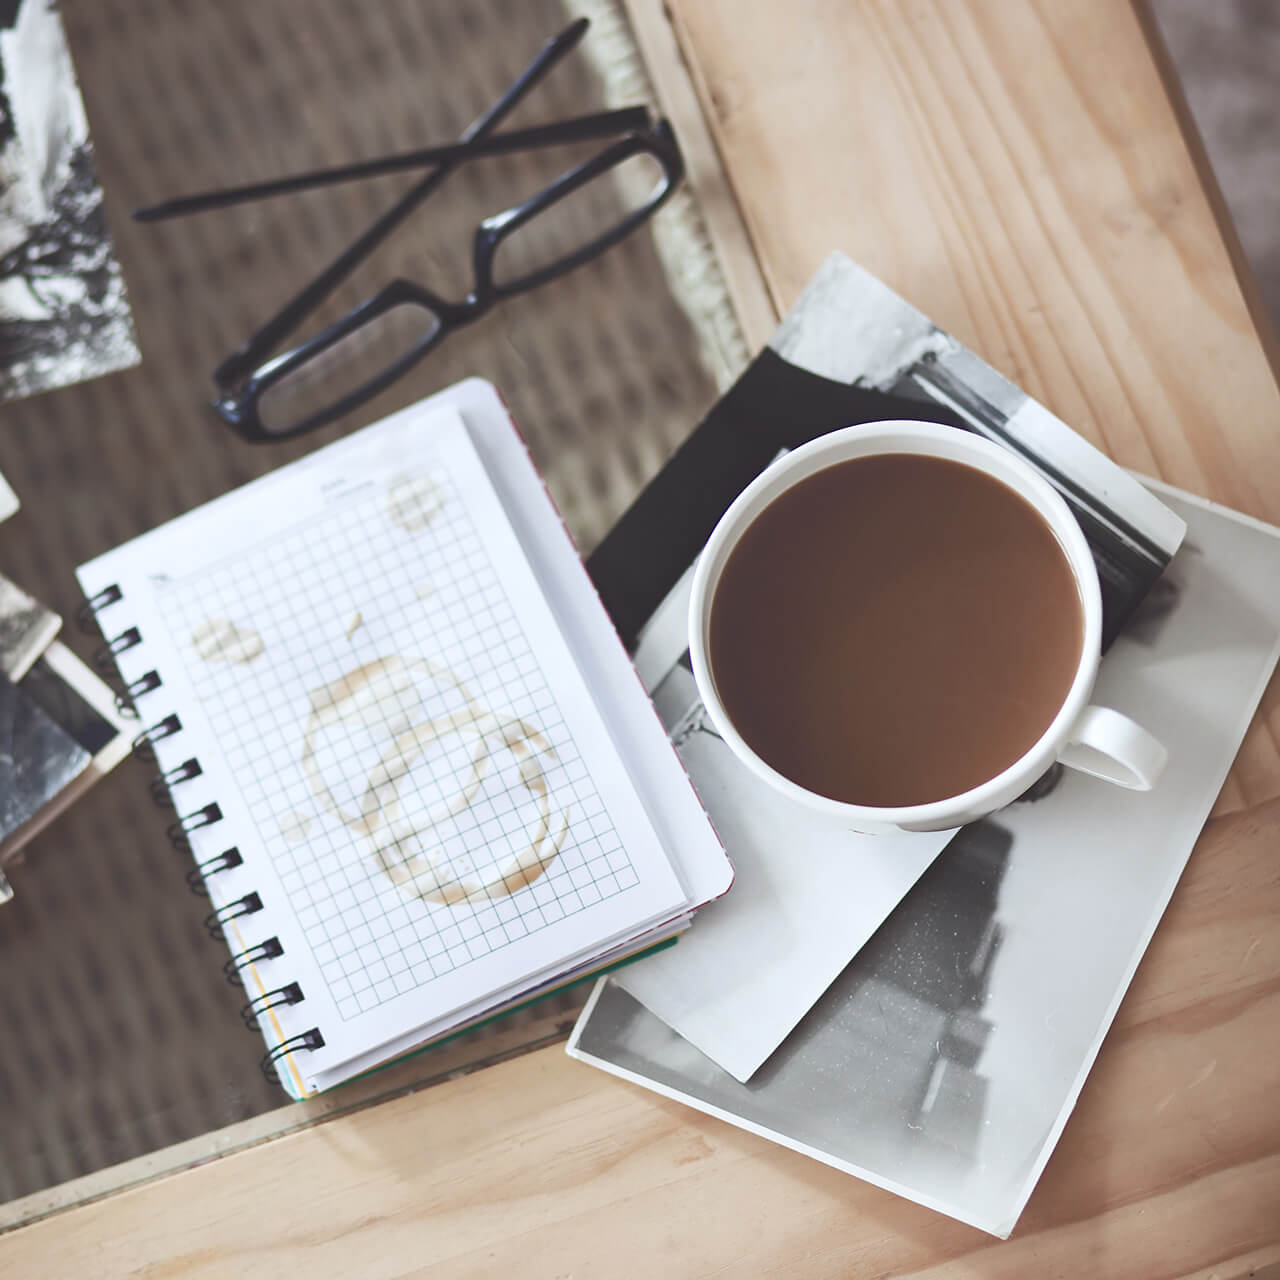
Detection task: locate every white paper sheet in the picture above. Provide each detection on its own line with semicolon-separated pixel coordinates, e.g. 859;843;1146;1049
620;565;953;1081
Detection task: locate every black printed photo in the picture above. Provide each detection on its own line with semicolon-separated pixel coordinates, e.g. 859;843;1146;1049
0;0;138;402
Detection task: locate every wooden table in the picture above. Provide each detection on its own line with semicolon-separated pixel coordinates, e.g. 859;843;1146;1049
4;1;1278;1274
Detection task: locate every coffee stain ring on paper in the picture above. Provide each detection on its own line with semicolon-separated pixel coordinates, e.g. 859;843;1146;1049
300;656;568;906
387;472;444;532
190;618;265;665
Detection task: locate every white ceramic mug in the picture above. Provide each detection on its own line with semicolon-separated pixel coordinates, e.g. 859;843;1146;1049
687;420;1168;834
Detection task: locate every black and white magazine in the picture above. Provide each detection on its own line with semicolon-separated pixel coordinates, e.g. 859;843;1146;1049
0;0;138;402
0;639;132;900
571;256;1280;1237
571;483;1280;1237
0;569;59;679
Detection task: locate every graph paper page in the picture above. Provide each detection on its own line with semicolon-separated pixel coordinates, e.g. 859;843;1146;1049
80;403;690;1086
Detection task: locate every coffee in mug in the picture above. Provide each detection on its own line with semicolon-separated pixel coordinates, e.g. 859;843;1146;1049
708;451;1084;807
687;421;1168;834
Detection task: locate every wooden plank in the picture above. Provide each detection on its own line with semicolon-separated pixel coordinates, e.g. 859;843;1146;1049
666;0;1280;511
1;797;1276;1277
619;0;778;351
664;0;1280;815
1133;0;1280;382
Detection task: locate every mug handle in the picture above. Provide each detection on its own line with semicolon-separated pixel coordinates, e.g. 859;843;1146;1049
1057;705;1168;791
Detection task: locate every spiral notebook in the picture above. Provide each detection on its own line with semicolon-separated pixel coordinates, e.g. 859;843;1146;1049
77;378;730;1098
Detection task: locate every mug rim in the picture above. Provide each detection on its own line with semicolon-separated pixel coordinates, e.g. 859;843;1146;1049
686;420;1104;827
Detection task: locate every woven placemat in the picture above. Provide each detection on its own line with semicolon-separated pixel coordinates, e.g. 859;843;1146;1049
0;0;732;1210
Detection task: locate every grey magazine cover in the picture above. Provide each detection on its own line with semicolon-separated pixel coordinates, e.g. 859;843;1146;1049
568;257;1280;1237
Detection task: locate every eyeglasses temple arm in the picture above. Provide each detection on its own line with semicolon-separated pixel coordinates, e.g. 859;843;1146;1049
212;16;591;390
134;106;650;222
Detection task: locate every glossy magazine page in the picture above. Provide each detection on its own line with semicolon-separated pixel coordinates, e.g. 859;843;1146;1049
570;257;1272;1237
571;479;1280;1237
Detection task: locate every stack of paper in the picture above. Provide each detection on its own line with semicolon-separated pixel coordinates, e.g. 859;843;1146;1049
568;254;1280;1238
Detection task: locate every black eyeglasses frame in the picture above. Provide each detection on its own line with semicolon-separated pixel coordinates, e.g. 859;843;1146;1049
215;121;682;442
192;17;683;442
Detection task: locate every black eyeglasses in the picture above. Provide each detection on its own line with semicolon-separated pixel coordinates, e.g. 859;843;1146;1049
225;117;680;440
140;19;683;442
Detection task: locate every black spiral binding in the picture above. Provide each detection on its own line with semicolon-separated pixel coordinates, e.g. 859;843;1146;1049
241;982;305;1028
224;935;284;984
82;582;320;1092
93;626;143;678
167;802;223;852
204;891;264;938
133;714;183;763
262;1029;326;1087
186;845;244;895
151;758;203;808
120;669;162;706
76;583;122;631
